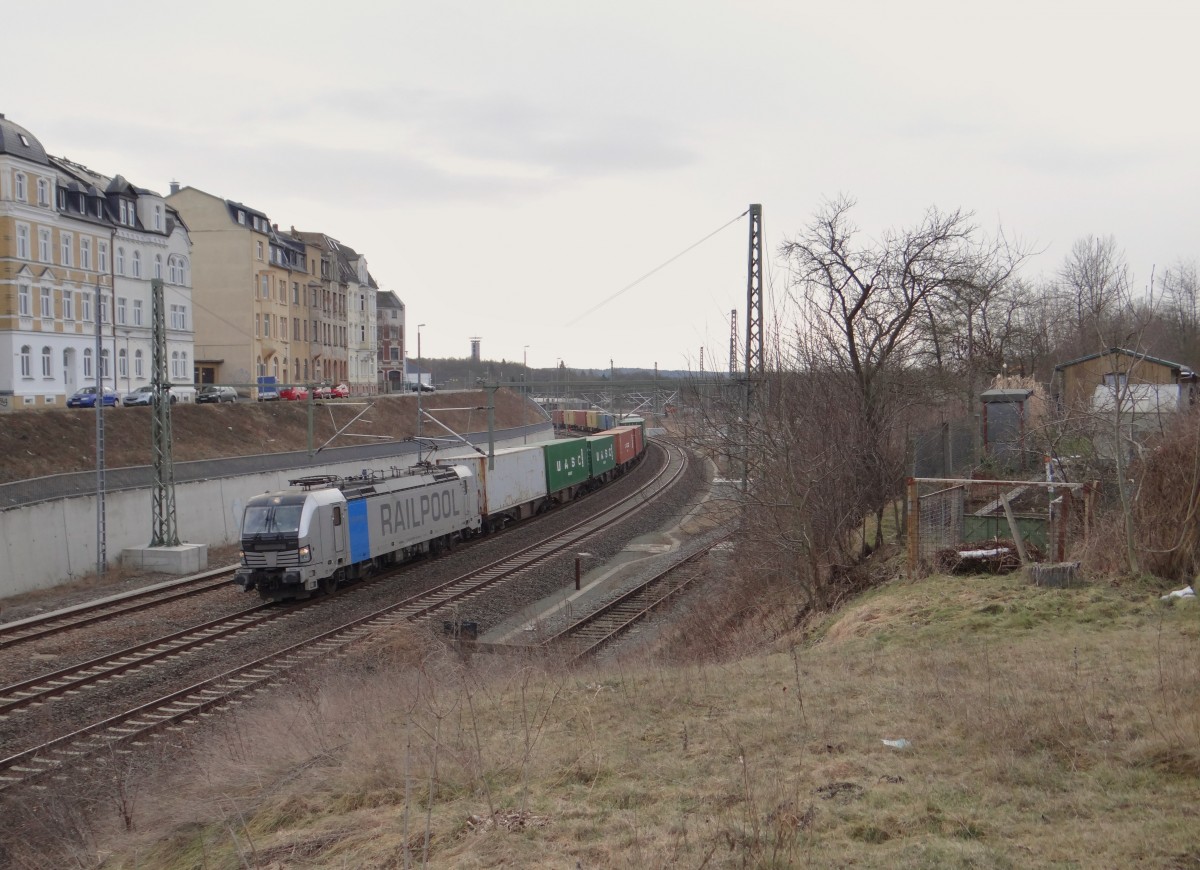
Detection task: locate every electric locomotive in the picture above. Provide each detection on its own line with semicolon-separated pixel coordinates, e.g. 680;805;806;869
235;464;480;602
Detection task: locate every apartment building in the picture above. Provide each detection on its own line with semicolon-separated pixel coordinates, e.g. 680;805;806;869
289;230;350;388
376;290;406;391
337;242;379;395
167;186;308;393
0;113;194;409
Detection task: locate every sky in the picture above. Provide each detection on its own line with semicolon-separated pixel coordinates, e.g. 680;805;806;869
6;0;1197;371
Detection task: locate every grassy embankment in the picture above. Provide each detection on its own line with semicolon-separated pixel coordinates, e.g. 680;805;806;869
69;566;1200;870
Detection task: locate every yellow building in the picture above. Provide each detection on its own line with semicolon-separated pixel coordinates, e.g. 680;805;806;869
167;186;308;395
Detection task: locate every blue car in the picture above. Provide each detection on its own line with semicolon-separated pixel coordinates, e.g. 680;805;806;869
66;386;121;408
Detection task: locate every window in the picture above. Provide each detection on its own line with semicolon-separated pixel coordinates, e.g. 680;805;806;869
237;210;245;225
38;228;51;262
40;286;51;318
263;313;270;338
16;223;30;259
100;294;109;323
19;346;31;377
98;241;108;272
256;356;264;377
153;204;162;231
132;250;141;278
169;257;179;284
83;348;93;378
272;357;279;378
293;317;300;340
118;348;127;378
82;293;92;322
60;232;72;266
171;351;180;379
255;313;260;337
154;254;162;279
126;201;136;226
292;281;299;304
134;349;144;377
119;201;127;225
117;297;127;324
261;274;269;297
63;292;74;321
18;283;31;316
116;247;125;275
41;347;51;378
37;178;49;206
101;349;110;378
256;240;264;260
14;172;26;202
80;236;92;270
133;299;143;326
170;304;186;330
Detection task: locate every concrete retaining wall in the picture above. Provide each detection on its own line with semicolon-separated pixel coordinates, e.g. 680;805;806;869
0;426;551;599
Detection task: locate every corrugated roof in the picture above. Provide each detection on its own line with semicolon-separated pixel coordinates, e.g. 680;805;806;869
1054;346;1191;374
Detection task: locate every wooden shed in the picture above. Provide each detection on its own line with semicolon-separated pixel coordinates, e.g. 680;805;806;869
1053;348;1194;414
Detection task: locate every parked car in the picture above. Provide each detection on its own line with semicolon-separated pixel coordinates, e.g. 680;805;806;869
279;385;310;401
67;386;120;408
410;381;435;392
330;383;350;398
257;384;280;401
313;383;333;399
123;385;177;406
197;385;238;404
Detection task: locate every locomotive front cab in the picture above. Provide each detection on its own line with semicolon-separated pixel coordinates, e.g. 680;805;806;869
234;491;311;596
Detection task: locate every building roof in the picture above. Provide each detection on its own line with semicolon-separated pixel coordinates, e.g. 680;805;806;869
0;113;49;165
1054;347;1192;375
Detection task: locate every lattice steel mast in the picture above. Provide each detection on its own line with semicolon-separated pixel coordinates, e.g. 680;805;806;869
742;204;763;490
149;278;179;546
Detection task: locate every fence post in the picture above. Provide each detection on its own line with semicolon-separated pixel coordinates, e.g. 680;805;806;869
906;477;920;575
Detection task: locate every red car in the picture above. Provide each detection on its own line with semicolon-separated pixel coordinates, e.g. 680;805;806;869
330;383;350;398
279;385;309;401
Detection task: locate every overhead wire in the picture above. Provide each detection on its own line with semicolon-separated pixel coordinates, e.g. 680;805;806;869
564;208;750;327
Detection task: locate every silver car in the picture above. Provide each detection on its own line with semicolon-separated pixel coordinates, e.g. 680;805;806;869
123;385;177;406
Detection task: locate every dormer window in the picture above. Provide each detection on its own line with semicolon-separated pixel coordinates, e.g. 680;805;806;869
237;210;245;225
119;201;127;224
154;204;162;231
17;133;30;147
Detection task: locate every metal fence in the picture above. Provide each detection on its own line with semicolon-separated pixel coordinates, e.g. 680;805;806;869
906;476;1093;575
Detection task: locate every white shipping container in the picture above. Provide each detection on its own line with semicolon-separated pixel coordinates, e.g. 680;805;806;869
435;443;548;525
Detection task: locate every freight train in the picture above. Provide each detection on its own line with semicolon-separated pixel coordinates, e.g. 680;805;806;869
234;424;646;602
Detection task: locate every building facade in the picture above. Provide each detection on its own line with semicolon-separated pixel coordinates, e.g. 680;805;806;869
1;114;194;409
168;186;311;394
376;289;406;391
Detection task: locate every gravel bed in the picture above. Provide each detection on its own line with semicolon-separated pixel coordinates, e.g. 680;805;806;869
0;443;712;762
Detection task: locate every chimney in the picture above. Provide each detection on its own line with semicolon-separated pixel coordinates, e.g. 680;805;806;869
169;180;180;195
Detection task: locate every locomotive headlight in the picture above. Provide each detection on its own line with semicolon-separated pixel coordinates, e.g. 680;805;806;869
298;545;312;563
238;550;246;563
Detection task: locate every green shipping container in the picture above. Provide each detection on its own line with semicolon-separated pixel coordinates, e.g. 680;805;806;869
543;438;591;493
586;434;616;477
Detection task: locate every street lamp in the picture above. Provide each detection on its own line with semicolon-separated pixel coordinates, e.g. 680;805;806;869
417;323;425;438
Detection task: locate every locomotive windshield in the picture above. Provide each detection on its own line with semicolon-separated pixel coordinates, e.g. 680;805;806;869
242;504;303;535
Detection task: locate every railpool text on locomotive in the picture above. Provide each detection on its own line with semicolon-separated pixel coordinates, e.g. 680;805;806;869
378;488;462;534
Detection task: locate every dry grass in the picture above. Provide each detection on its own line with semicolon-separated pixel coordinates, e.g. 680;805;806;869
0;388;538;483
24;568;1190;869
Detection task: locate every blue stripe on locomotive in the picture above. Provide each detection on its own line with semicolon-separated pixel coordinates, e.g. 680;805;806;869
348;497;371;563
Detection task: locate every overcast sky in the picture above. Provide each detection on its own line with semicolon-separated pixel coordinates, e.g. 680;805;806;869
7;1;1197;371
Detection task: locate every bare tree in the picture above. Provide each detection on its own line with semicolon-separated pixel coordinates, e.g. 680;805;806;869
780;196;1013;543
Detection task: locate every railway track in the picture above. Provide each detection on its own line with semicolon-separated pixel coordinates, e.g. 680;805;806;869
0;440;687;791
540;534;727;660
0;568;237;649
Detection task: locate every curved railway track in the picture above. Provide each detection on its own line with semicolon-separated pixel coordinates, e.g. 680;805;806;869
539;534;728;660
0;440;688;792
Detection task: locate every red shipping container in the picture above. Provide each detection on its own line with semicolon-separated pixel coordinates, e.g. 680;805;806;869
602;426;639;465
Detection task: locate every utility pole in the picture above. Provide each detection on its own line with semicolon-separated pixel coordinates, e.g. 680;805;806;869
94;284;107;574
149;278;179;547
743;203;763;490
